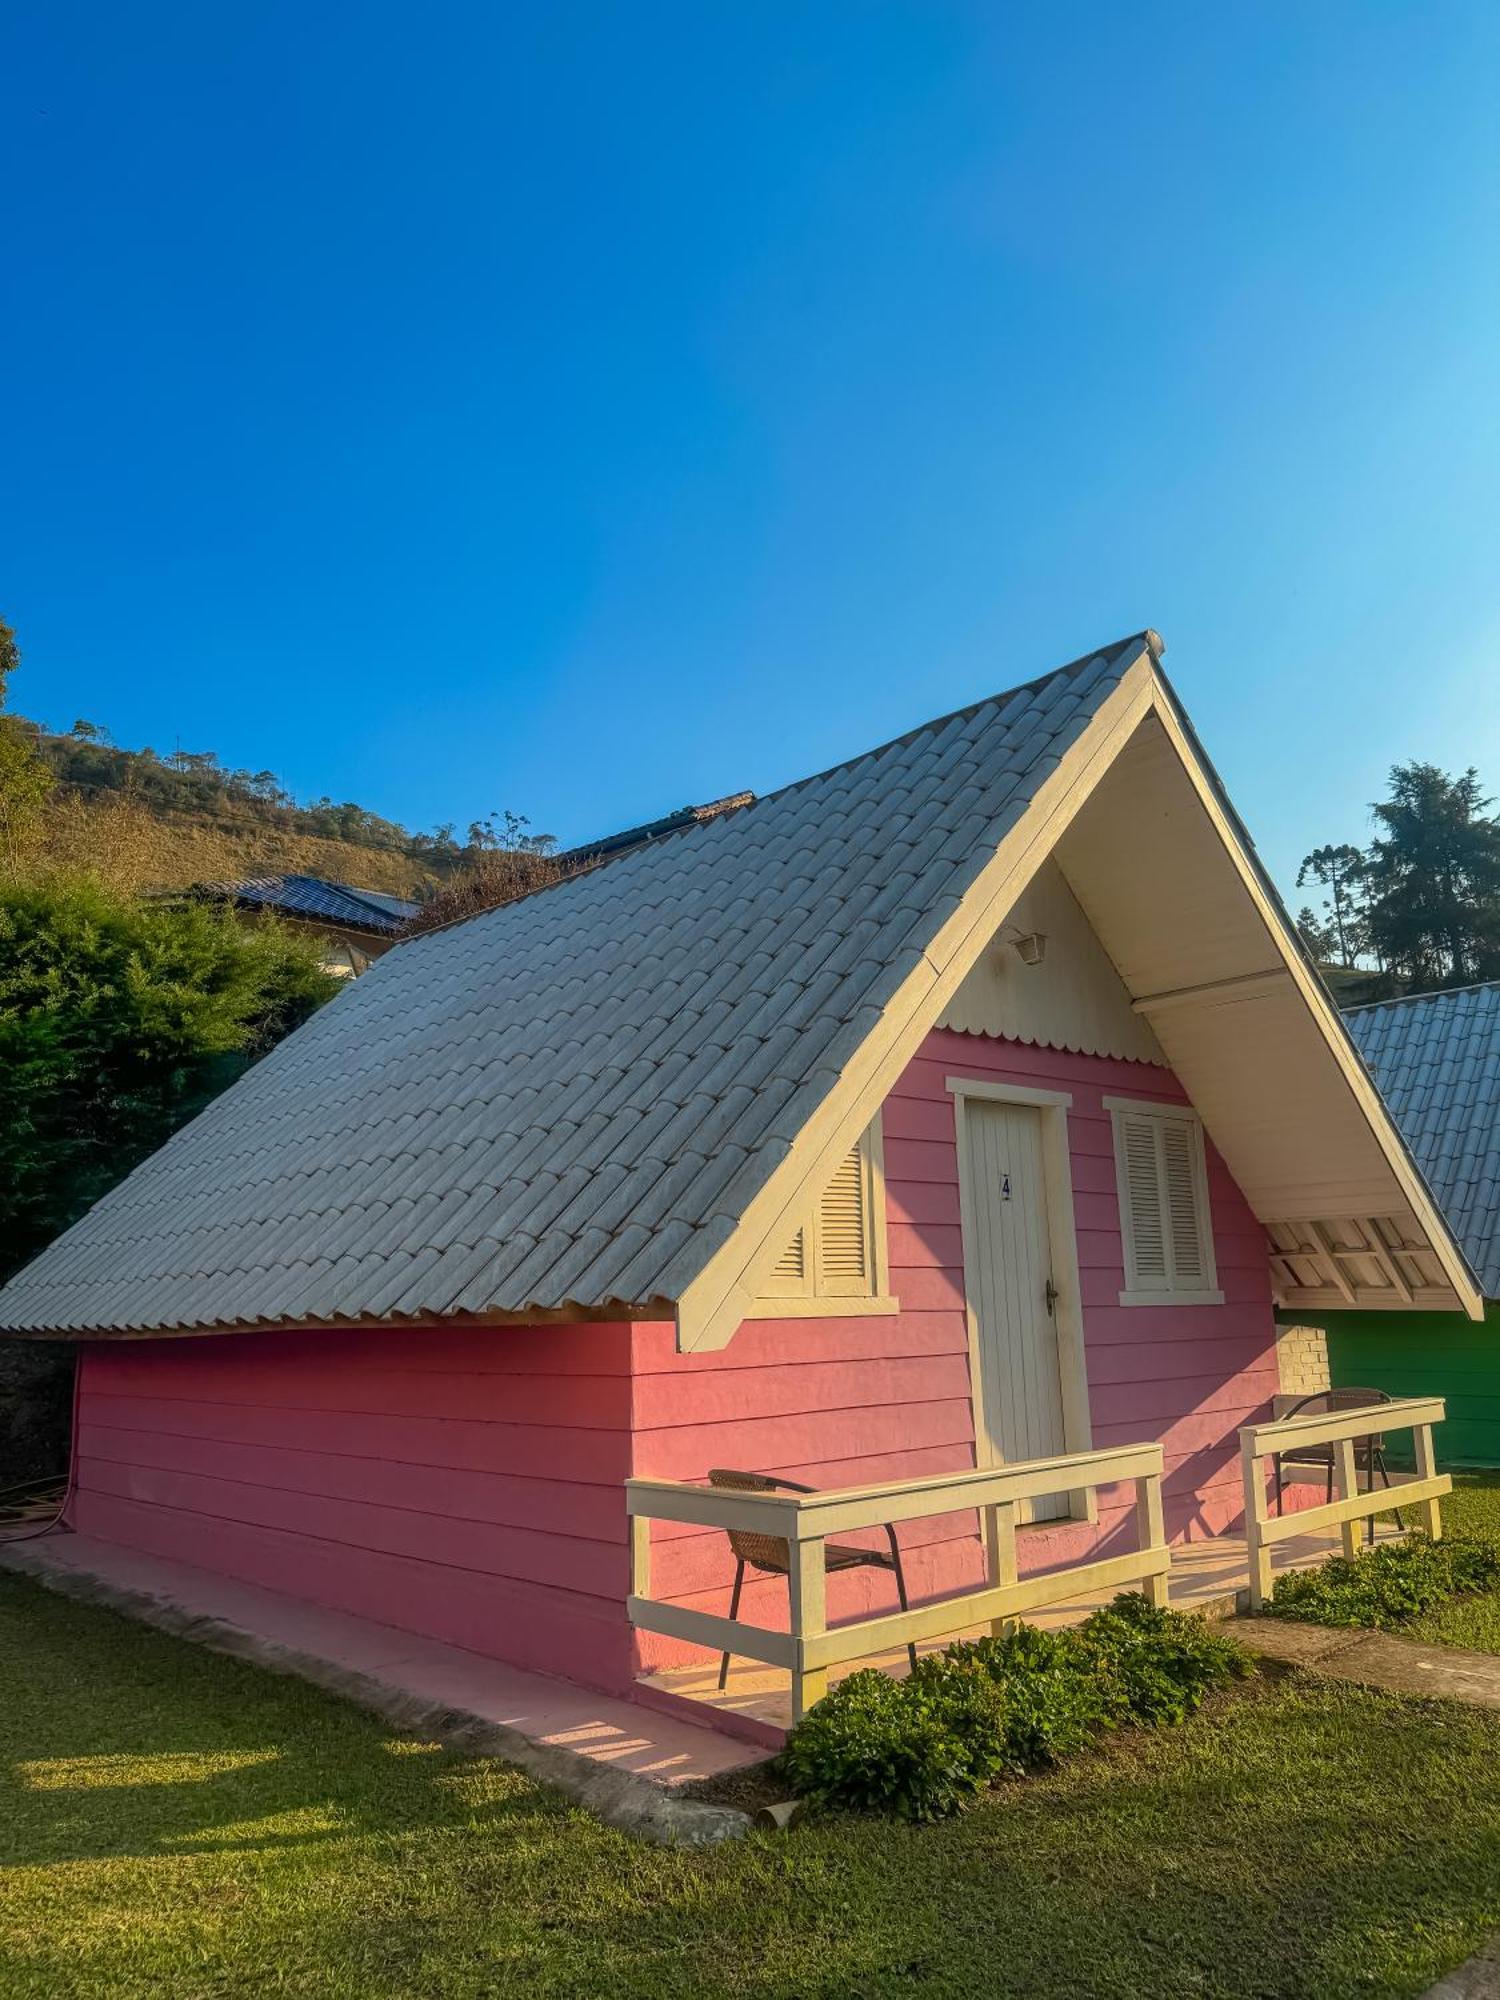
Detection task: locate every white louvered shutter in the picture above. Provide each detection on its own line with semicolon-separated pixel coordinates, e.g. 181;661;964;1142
756;1126;882;1303
1119;1113;1167;1290
1114;1106;1216;1300
816;1142;871;1293
1160;1119;1207;1284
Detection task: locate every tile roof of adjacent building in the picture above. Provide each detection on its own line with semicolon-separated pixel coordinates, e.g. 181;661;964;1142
200;874;420;934
0;633;1156;1337
1346;982;1500;1297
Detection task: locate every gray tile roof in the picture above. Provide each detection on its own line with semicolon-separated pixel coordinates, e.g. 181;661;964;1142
1347;983;1500;1298
200;874;420;934
0;634;1151;1336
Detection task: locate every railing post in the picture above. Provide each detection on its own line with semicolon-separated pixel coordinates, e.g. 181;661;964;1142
1414;1422;1444;1540
788;1530;828;1723
630;1509;651;1599
1332;1437;1361;1558
1134;1467;1170;1608
1241;1431;1272;1611
984;1501;1018;1638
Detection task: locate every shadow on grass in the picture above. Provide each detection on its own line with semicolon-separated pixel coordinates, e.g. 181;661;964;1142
0;1573;574;1870
8;1572;1500;1998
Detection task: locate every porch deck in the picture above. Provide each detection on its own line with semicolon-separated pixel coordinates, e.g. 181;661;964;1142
636;1511;1408;1748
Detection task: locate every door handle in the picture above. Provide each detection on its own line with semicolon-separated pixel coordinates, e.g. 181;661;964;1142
1045;1278;1058;1317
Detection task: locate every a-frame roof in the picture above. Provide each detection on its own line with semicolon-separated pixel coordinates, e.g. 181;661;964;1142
0;634;1149;1340
0;632;1480;1346
1347;983;1500;1297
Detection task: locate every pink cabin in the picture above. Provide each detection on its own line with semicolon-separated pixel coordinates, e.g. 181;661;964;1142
0;633;1479;1732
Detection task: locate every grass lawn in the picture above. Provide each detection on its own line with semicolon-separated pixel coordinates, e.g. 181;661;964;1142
6;1574;1500;1998
1407;1468;1500;1653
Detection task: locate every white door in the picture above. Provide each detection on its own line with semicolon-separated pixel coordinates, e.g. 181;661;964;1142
963;1097;1069;1522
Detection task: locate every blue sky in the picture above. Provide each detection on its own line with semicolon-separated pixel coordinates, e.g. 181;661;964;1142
3;3;1498;896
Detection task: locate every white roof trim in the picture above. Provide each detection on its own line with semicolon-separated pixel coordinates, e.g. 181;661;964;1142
676;660;1483;1350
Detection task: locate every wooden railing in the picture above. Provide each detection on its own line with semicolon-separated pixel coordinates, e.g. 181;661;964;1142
627;1442;1169;1723
1239;1395;1450;1611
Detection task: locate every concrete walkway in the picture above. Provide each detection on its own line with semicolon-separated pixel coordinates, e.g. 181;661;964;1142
1236;1615;1500;1710
1422;1935;1500;1999
0;1531;760;1845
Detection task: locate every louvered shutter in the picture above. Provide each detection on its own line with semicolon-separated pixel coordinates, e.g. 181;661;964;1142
816;1142;871;1293
1119;1114;1168;1289
1113;1104;1217;1300
769;1227;808;1288
756;1125;883;1302
1160;1119;1206;1283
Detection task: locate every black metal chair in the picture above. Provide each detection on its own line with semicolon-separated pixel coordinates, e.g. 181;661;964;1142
708;1467;919;1690
1272;1387;1404;1545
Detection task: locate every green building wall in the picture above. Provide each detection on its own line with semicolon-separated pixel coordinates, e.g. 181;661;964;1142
1311;1301;1500;1469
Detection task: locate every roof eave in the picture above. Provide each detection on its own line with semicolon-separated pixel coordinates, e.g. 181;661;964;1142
1132;677;1484;1321
670;649;1484;1352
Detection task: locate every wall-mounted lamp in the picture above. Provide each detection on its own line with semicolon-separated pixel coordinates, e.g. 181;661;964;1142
1005;928;1048;967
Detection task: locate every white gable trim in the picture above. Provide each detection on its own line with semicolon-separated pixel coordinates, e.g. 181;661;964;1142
674;657;1483;1352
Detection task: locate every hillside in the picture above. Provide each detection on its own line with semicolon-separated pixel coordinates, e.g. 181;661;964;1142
34;790;446;898
17;716;457;900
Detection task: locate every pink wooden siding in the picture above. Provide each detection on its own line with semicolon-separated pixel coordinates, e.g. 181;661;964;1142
67;1024;1284;1695
629;1026;1281;1670
71;1322;641;1692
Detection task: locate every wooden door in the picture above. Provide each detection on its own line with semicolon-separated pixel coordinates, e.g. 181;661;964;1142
963;1097;1069;1522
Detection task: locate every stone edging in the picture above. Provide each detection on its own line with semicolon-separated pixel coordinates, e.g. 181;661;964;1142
0;1542;752;1848
1419;1935;1500;2000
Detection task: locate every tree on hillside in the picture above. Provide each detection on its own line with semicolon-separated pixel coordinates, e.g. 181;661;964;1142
0;618;18;699
400;811;561;936
0;616;55;873
1296;843;1370;968
1297;761;1500;996
0;881;339;1281
0;881;341;1483
1363;764;1500;989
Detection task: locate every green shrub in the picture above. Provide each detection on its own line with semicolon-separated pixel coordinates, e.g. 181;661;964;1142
776;1594;1252;1821
1081;1591;1253;1727
774;1664;1007;1822
1268;1533;1500;1630
940;1623;1125;1764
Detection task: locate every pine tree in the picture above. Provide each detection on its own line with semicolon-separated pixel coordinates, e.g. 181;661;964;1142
1295;844;1370;967
1364;764;1500;989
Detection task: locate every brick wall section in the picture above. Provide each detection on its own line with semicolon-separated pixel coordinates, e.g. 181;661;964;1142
1275;1324;1331;1400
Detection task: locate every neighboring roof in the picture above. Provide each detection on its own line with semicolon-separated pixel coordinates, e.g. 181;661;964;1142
557;793;756;869
199;874;419;935
0;635;1153;1338
1346;983;1500;1296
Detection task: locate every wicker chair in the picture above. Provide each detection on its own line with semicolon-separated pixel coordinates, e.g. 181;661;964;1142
708;1467;919;1690
1272;1387;1403;1545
